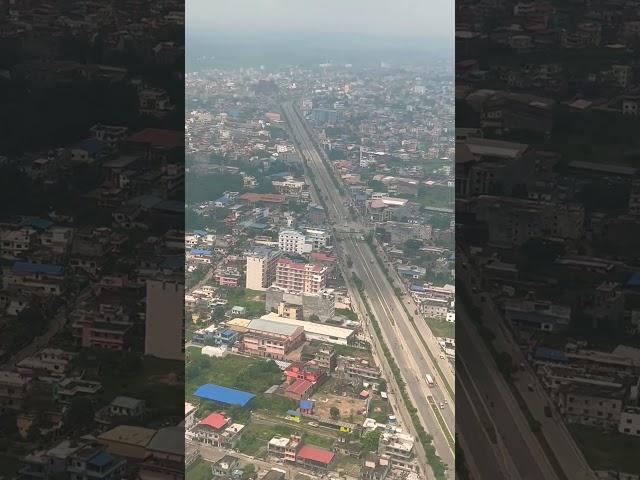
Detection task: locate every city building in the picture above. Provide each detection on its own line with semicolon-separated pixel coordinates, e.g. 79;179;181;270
145;279;184;361
275;258;327;294
304;228;330;250
261;312;354;345
296;445;336;471
504;299;571;332
67;446;126;480
378;432;416;471
245;248;281;291
0;370;32;411
268;435;302;463
240;318;306;360
279;230;312;254
361;454;391;480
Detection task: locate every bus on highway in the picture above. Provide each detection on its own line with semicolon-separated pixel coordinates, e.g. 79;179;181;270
425;374;435;387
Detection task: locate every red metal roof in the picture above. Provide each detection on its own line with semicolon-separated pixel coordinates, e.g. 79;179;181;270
239;193;285;204
297;445;335;464
199;412;229;430
285;379;313;396
129;128;184;149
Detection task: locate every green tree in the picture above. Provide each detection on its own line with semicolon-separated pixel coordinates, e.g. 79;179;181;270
213;305;226;322
67;397;94;429
367;180;387;192
242;463;257;480
330;407;340;419
404;239;423;255
361;430;382;452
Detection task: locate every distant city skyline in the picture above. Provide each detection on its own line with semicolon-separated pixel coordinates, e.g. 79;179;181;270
187;0;453;46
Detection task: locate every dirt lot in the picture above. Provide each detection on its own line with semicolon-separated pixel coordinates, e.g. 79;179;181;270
310;391;368;424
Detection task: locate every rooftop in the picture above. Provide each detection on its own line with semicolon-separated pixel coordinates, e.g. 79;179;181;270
261;313;354;340
193;384;256;407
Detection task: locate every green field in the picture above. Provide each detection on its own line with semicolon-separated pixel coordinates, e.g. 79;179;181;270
369;396;393;424
415;184;454;210
570;424;640;474
186;351;296;417
223;289;266;317
0;454;20;478
237;422;334;457
186;458;212;480
85;353;183;424
425;316;455;339
335;308;358;322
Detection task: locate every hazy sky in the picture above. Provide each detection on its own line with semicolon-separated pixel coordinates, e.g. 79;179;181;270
186;0;453;45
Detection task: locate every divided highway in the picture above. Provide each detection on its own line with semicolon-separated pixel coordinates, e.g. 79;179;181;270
282;101;455;478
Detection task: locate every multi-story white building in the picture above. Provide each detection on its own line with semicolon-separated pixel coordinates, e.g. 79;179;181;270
278;230;311;255
304;228;330;250
275;258;327;294
145;280;184;361
246;248;281;291
378;432;416;471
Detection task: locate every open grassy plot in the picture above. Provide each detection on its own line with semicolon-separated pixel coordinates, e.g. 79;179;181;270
569;424;640;475
237;422;296;457
186;353;283;396
224;288;266;317
335;308;358;322
335;454;362;476
185;352;296;416
89;353;183;425
425;316;455;339
415;184;454;210
369;396;393;424
0;454;20;478
186;458;213;480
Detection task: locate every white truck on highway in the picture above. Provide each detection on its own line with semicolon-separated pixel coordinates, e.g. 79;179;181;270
425;374;435;387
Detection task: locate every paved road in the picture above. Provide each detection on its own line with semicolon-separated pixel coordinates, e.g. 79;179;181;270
458;303;559;480
5;285;91;368
458;248;597;480
282;102;454;478
188;441;317;480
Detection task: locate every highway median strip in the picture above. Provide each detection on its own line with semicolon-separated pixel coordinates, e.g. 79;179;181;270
353;275;447;480
367;238;455;401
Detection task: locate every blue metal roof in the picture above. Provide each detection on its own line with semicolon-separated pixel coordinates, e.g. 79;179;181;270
221;329;236;338
410;284;425;292
194;384;256;407
161;256;183;271
19;216;53;230
534;347;568;363
88;451;114;468
215;196;232;205
191;249;212;256
299;399;314;410
193;230;208;237
13;262;63;277
73;138;108;155
627;273;640;287
287;409;300;416
154;200;183;213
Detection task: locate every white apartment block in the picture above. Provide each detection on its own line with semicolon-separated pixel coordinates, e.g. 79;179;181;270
304;228;330;250
278;230;311;255
246;248;281;291
275;258;327;294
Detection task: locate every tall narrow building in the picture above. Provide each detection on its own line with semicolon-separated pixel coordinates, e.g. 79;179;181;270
145;279;184;360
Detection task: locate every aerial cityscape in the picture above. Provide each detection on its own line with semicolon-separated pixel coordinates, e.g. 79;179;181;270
456;0;640;479
183;15;455;480
0;1;185;479
3;1;639;480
